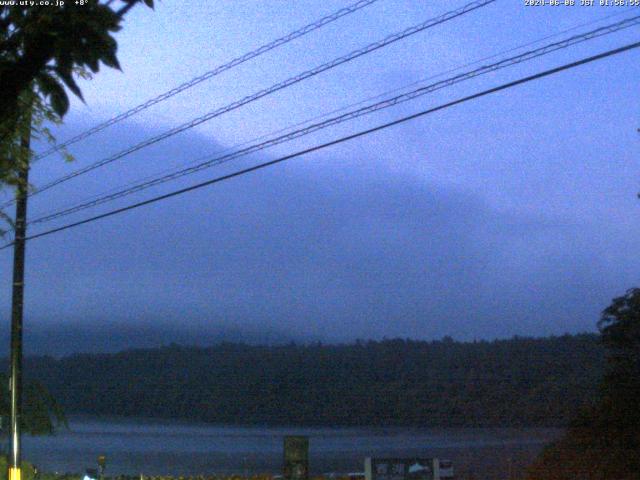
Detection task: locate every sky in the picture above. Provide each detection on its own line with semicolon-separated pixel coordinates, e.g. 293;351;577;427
1;0;639;354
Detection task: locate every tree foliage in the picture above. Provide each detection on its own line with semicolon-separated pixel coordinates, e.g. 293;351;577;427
598;287;640;361
0;0;154;232
0;87;77;236
0;373;66;436
0;0;154;124
527;288;640;479
0;0;154;203
17;334;604;428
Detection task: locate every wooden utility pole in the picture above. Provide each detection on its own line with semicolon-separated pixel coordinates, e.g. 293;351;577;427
8;110;31;480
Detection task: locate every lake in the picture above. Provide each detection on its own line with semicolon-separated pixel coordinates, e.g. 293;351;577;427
16;417;561;479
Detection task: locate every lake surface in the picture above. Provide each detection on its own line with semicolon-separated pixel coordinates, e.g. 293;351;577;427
15;417;561;479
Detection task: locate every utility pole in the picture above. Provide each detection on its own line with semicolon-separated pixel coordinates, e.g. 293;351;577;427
8;108;31;480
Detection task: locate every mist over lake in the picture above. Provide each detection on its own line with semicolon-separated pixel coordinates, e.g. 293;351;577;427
18;417;560;480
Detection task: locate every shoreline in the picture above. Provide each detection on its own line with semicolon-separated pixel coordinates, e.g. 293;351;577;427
21;418;561;480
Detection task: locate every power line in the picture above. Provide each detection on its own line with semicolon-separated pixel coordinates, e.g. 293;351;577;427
32;0;382;161
15;7;640;214
27;15;640;226
3;0;494;208
32;8;634;221
2;39;637;250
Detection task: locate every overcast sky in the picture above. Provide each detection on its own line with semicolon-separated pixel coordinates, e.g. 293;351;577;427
1;0;639;354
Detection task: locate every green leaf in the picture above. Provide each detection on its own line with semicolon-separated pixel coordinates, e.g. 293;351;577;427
56;68;84;102
36;73;69;117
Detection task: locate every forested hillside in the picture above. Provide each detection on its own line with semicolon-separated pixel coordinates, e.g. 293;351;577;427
19;334;604;427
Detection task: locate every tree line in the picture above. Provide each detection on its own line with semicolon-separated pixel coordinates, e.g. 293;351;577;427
10;333;605;427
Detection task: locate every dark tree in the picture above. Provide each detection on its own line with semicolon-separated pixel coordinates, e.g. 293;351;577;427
595;288;640;443
598;287;640;362
527;288;640;479
0;0;153;136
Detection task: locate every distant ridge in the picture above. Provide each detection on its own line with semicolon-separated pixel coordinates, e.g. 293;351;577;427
0;322;302;356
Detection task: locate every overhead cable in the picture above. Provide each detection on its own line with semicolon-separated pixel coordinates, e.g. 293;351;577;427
2;39;637;249
28;15;640;226
6;0;494;208
33;0;383;161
